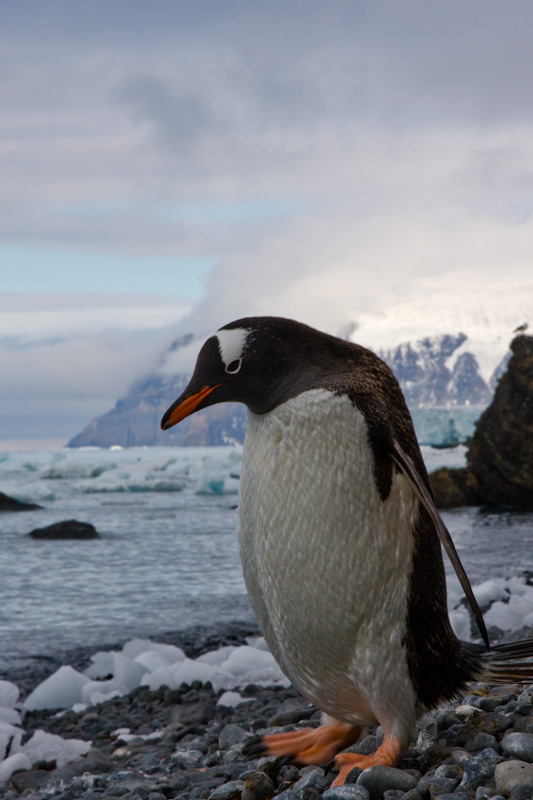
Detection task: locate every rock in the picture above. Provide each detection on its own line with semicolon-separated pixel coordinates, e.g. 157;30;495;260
458;748;503;790
399;791;423;800
322;786;370;800
10;769;51;792
429;467;481;508
467;334;533;509
219;725;251;749
355;765;418;798
502;732;533;762
169;700;216;726
509;786;533;800
208;781;245;799
28;519;100;539
416;774;459;795
241;771;275;800
465;732;498;752
458;712;512;744
291;767;327;795
0;490;42;512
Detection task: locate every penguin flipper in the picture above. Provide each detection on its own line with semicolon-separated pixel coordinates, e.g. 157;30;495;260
390;439;490;651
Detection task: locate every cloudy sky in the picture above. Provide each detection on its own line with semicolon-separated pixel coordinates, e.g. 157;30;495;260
2;1;533;444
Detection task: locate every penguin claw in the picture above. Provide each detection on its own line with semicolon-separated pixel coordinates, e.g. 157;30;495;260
242;736;268;757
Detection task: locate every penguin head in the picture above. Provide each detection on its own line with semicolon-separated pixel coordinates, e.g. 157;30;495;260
161;315;345;429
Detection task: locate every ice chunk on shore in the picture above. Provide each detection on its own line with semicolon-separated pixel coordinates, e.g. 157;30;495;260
24;665;89;711
22;729;91;767
0;681;19;710
0;721;23;761
217;691;253;707
0;753;31;786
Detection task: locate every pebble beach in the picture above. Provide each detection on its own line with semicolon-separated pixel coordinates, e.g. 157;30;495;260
3;624;533;800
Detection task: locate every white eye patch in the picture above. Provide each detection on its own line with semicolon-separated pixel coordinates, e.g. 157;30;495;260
215;328;250;373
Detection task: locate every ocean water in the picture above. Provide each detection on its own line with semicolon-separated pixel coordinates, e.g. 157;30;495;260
1;444;532;677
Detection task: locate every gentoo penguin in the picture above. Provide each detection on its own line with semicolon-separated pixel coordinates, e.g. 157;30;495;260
161;316;533;786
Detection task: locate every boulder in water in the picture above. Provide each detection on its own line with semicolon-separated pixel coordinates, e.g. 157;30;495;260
0;491;42;512
28;520;100;540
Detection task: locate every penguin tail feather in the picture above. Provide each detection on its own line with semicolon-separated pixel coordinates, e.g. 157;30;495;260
471;638;533;684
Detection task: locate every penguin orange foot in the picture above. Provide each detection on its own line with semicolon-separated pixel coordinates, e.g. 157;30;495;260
259;720;361;765
332;736;404;786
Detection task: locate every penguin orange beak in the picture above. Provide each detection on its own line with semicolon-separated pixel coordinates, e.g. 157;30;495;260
161;384;220;430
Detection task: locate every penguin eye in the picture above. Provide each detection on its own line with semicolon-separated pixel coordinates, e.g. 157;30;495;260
225;358;242;374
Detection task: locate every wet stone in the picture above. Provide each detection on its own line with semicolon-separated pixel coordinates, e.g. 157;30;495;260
356;765;418;798
509;786;533;800
241;770;275;800
10;769;53;793
465;732;499;752
502;732;533;762
322;786;371;800
291;766;328;795
417;773;459;795
434;711;461;736
458;748;503;790
495;759;533;795
219;725;251;749
208;780;245;799
474;787;493;800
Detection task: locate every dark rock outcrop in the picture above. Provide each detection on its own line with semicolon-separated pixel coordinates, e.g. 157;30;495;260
0;491;42;512
28;520;100;540
429;467;480;509
430;335;533;509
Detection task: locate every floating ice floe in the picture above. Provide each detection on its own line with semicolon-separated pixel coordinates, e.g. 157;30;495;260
0;446;244;499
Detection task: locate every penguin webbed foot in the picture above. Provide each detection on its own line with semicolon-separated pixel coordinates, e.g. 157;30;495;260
245;723;361;767
332;735;404;787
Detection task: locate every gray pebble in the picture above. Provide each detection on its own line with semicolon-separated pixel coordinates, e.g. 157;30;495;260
433;795;470;800
382;791;405;800
354;735;378;755
474;787;493;800
356;765;417;798
291;766;327;795
434;711;461;735
509;786;533;800
495;759;533;795
466;732;499;752
503;732;533;762
416;774;458;794
208;780;246;799
241;771;275;800
219;724;251;749
459;747;503;790
322;786;371;800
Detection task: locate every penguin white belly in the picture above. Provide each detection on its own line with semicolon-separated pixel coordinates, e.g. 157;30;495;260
239;389;418;737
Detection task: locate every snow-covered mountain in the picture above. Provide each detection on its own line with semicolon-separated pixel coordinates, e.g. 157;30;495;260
68;282;530;448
